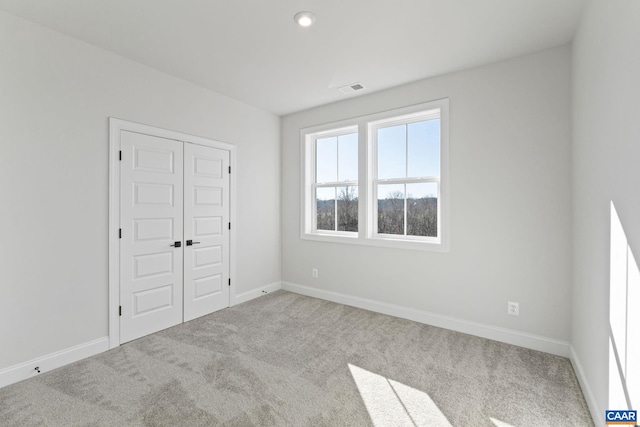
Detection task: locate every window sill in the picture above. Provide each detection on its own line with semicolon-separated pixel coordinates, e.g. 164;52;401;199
300;232;449;252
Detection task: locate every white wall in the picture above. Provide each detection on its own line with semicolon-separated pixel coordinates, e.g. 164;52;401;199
282;46;573;342
572;0;640;422
0;11;280;369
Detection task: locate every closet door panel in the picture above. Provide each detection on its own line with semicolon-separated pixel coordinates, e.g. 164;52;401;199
183;143;230;321
120;131;184;343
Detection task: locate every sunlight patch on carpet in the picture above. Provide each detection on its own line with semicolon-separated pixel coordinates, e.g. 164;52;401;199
490;417;517;427
348;363;452;427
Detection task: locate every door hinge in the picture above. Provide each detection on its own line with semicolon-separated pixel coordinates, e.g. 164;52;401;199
119;150;122;161
228;222;231;230
119;228;122;239
228;165;231;174
228;278;231;287
119;306;122;316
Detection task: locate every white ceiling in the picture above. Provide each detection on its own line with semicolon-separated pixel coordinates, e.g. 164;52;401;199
0;0;586;115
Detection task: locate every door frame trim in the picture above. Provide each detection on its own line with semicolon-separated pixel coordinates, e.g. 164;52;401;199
108;118;237;349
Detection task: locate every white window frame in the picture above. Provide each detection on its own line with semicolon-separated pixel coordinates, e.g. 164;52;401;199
312;126;360;235
300;99;449;252
370;109;442;243
302;124;360;239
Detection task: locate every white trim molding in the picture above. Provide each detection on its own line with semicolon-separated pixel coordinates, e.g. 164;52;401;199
281;282;571;357
0;337;109;389
109;117;237;348
233;281;282;306
570;346;603;427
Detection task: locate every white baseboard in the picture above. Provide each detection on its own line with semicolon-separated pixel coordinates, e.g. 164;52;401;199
233;281;282;306
0;337;110;389
281;282;571;357
570;346;603;427
1;282;283;389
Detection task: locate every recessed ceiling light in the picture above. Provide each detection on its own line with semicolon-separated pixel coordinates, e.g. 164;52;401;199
294;11;316;28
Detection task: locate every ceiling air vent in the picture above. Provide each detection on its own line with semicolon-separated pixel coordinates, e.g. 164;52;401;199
338;83;365;94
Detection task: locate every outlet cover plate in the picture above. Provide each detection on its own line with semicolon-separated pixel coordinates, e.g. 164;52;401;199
507;301;520;316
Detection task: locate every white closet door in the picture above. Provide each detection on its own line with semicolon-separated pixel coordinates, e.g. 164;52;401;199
183;143;230;322
120;131;184;343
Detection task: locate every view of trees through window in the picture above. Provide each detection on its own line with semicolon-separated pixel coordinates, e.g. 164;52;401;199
315;131;358;232
316;186;358;232
316;185;438;237
377;188;438;237
375;119;440;238
307;106;444;245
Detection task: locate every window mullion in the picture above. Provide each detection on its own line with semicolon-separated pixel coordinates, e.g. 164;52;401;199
371;127;377;238
404;125;408;236
372;180;378;237
376;177;438;185
403;183;408;236
404;124;409;179
336;136;340;182
311;183;317;231
316;181;357;187
333;187;338;231
359;122;368;240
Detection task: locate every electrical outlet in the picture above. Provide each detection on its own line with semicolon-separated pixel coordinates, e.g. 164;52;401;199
507;301;520;316
312;268;318;279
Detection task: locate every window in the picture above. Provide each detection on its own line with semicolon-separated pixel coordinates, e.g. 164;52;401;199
314;130;359;233
301;99;449;251
372;111;441;240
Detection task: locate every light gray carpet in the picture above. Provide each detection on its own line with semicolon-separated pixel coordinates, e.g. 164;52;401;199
0;290;593;426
